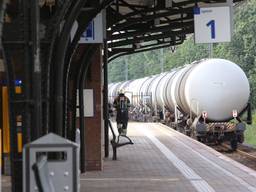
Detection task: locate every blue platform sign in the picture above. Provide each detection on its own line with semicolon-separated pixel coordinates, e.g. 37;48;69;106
71;12;103;44
82;21;95;41
79;13;103;43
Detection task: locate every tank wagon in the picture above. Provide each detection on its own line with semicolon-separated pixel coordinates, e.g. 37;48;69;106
108;58;252;150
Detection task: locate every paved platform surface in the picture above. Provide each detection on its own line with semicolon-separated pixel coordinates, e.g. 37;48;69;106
2;122;256;192
2;175;11;192
81;122;256;192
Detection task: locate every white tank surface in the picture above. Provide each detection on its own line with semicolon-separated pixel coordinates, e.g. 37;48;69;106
108;82;123;102
172;64;196;112
139;76;157;106
108;58;250;122
149;72;168;108
124;78;140;105
119;80;130;91
160;70;178;110
152;71;176;110
128;77;149;106
177;59;250;121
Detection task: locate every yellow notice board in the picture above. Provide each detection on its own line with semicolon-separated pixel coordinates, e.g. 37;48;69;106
2;86;10;153
0;129;2;168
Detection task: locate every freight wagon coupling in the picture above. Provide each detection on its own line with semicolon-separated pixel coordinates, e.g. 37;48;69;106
108;58;251;151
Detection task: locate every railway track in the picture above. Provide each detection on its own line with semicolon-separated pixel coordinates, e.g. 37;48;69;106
212;143;256;170
163;123;256;170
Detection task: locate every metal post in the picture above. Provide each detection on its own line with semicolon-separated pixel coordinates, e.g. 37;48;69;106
174;105;178;123
160;48;164;72
124;56;128;81
0;5;6;189
54;0;86;136
31;0;42;140
208;43;213;58
75;128;81;169
45;1;73;134
103;40;109;157
227;0;234;36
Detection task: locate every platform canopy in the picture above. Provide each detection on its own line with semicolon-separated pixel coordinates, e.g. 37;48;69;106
106;0;244;60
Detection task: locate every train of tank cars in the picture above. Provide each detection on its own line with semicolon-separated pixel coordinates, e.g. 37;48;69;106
108;58;252;150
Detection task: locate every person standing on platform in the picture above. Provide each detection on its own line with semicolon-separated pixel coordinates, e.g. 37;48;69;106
113;90;131;135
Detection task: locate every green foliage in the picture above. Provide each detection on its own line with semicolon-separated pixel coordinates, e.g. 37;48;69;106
245;106;256;147
244;124;256;147
245;112;256;146
165;37;209;69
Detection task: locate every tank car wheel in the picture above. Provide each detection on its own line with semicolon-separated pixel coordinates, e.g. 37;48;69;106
190;129;196;139
237;134;244;143
216;139;223;145
230;139;238;151
197;136;206;143
185;130;191;137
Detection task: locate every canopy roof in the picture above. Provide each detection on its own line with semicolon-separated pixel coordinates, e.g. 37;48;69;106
106;0;244;60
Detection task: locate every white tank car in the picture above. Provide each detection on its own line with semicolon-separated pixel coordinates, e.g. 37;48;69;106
109;59;250;120
149;72;169;108
108;82;123;103
139;76;157;107
126;77;149;106
175;59;250;121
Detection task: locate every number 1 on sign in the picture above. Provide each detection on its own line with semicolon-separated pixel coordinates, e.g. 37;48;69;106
206;20;216;39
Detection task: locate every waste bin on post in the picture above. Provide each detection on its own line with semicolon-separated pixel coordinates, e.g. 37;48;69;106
23;133;80;192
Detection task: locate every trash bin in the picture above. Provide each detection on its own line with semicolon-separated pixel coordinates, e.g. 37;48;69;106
23;133;80;192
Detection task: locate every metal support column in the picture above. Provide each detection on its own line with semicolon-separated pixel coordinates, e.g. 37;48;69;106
31;0;42;141
54;0;86;136
103;40;109;157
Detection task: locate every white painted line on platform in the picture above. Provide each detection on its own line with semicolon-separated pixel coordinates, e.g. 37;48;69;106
81;178;180;182
157;124;256;192
158;123;256;178
140;126;215;192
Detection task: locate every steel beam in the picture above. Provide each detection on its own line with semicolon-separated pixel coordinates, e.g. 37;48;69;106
108;20;194;40
44;0;73;133
108;40;183;62
110;7;193;32
31;0;42;141
108;27;193;48
53;0;87;136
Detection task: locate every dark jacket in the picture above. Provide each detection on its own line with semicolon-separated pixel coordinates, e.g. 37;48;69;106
113;94;130;123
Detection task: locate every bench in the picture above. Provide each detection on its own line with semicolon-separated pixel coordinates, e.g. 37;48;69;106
108;119;134;160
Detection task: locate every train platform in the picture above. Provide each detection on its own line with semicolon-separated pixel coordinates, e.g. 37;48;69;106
2;122;256;192
81;122;256;192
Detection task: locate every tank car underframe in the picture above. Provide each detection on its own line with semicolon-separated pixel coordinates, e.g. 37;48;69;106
171;119;244;151
195;123;244;143
168;105;252;151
